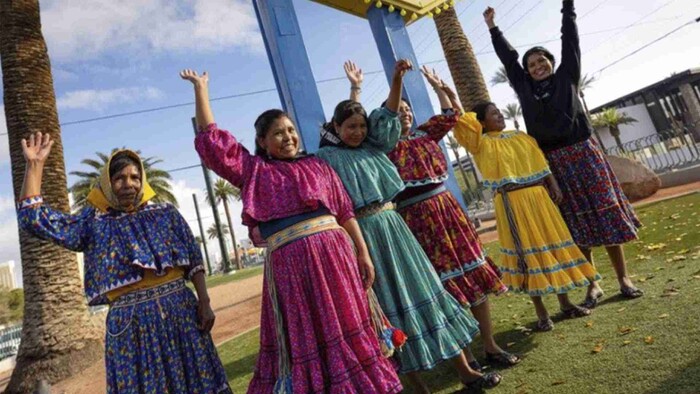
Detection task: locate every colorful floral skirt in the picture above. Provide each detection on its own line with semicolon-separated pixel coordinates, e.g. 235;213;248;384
247;228;402;394
105;279;231;394
358;206;479;374
398;189;507;307
494;186;601;296
545;139;641;248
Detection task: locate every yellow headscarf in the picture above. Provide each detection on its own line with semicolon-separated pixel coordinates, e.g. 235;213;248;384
86;149;156;212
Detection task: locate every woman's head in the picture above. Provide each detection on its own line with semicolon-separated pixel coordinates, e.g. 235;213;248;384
473;102;505;132
254;109;300;159
330;100;368;148
382;98;413;133
522;46;555;82
109;151;143;210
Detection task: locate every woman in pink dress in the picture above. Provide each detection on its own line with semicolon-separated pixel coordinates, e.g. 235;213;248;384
181;69;402;394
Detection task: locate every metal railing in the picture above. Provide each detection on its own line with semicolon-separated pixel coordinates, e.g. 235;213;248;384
0;324;22;361
603;124;700;173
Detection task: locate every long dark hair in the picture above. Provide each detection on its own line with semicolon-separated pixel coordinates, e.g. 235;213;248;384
109;151;141;179
472;101;498;133
254;109;289;156
320;100;368;148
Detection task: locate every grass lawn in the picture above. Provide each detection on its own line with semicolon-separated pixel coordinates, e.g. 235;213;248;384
218;193;700;393
187;266;264;290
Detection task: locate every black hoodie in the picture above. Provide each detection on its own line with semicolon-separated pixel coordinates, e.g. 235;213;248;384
490;0;592;153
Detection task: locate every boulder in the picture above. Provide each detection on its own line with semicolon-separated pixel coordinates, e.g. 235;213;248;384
606;155;661;202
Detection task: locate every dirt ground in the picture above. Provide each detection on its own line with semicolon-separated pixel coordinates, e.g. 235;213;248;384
2;182;696;393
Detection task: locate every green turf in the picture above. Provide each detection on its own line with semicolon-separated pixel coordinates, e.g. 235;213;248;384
191;266;263;290
218;193;700;393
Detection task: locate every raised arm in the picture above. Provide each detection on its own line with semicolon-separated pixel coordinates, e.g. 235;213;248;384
17;132;88;252
384;59;412;113
182;69;253;188
559;0;581;84
422;66;452;110
344;61;363;102
484;7;527;90
180;69;215;129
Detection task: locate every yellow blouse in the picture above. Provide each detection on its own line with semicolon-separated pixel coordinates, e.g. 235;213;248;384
106;267;185;302
453;112;551;190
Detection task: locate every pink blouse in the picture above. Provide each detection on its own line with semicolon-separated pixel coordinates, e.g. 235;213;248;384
194;124;355;234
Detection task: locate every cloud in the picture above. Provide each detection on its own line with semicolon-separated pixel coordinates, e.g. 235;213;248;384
56;87;164;111
41;0;262;63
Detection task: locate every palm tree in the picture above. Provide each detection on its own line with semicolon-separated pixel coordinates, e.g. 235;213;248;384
592;108;638;152
207;223;230;240
503;103;522;131
447;135;472;192
490;66;509;87
434;7;491;111
69;150;177;210
0;1;103;391
206;179;243;270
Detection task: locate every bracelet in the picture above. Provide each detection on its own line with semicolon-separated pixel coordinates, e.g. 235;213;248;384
350;86;362;90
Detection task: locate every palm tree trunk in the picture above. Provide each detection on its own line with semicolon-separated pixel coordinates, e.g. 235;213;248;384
610;127;625;153
451;148;472;192
434;8;491;111
0;1;103;392
221;199;243;270
580;92;607;151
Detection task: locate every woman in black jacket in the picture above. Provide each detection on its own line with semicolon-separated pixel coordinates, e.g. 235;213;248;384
483;1;643;308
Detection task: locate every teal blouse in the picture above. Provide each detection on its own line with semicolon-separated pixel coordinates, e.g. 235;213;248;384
317;107;404;210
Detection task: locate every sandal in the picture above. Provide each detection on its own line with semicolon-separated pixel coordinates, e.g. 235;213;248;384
535;318;554;332
463;372;502;392
620;286;644;299
485;351;521;367
561;305;591;319
468;360;483;372
580;291;604;309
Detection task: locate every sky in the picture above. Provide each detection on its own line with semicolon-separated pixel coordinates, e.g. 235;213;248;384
1;0;699;287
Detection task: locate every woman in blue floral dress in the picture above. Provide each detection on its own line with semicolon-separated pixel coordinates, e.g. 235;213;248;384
16;132;231;394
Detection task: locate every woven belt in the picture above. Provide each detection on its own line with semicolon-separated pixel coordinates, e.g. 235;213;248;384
397;184;447;210
355;201;395;219
110;278;186;308
496;181;545;289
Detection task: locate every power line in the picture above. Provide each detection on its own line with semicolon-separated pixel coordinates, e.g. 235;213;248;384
0;14;688;137
593;15;699;75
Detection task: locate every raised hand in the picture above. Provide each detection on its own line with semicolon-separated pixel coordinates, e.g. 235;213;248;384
421;65;443;89
394;59;413;80
344;61;364;87
180;69;209;88
483;7;496;28
21;132;54;164
441;82;464;113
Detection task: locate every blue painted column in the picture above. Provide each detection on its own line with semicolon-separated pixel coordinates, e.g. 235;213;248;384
367;6;468;211
253;0;325;153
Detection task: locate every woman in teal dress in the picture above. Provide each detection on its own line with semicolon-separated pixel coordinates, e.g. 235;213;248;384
316;59;502;393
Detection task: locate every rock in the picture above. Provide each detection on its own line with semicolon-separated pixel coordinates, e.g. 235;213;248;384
606;155;661;202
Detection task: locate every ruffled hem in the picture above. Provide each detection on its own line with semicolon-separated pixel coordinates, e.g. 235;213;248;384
389;289;480;373
248;327;402;394
442;258;508;307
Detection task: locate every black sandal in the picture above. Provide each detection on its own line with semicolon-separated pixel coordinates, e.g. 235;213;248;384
561;305;591;319
620;286;644;299
468;360;483;372
536;318;554;332
581;291;604;309
463;372;502;392
485;351;521;367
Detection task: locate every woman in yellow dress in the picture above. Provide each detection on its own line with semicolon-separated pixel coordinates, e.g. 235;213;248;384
453;102;601;331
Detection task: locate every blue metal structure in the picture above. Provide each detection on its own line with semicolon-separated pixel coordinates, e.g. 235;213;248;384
253;0;467;209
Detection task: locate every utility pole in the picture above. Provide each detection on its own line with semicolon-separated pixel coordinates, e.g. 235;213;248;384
192;193;212;275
